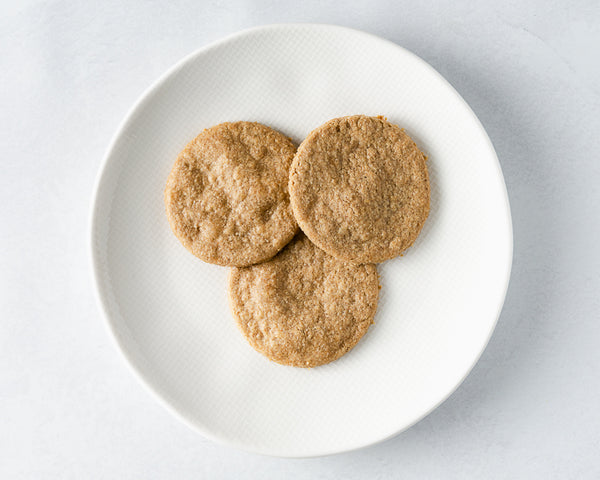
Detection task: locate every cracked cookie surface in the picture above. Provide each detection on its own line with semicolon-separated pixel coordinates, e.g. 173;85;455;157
165;121;298;267
289;115;430;264
229;234;379;367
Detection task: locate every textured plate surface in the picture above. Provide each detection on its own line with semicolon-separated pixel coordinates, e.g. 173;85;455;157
91;24;512;457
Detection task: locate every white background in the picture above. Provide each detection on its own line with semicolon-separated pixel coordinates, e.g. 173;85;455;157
1;1;599;478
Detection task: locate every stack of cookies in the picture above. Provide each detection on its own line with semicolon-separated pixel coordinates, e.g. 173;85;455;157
165;116;430;367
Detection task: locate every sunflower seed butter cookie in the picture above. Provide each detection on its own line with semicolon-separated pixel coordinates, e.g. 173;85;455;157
229;233;379;367
289;115;430;264
165;122;298;267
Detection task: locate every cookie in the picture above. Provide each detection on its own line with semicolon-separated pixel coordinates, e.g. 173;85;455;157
165;122;298;267
289;115;430;264
229;233;379;367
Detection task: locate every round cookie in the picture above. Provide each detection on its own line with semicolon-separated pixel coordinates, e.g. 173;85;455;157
229;233;379;368
289;115;430;264
165;122;298;267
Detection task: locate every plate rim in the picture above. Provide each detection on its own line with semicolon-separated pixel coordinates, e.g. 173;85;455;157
89;23;513;458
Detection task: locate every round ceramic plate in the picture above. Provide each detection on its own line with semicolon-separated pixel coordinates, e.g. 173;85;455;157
91;24;512;457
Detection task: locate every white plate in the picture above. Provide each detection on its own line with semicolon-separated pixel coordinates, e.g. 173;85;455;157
91;24;512;457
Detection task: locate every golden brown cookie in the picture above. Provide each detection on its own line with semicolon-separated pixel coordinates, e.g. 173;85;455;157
289;115;430;264
165;122;298;267
229;234;379;367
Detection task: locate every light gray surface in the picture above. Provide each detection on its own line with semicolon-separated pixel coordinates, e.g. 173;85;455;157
1;0;599;478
